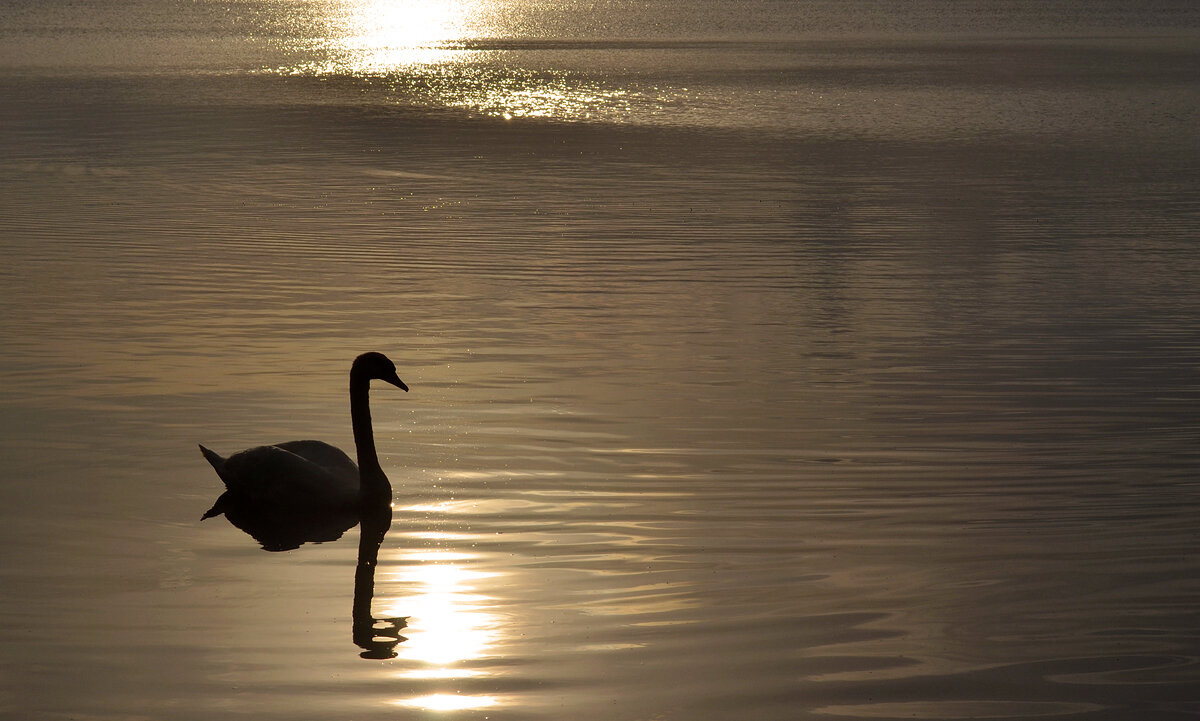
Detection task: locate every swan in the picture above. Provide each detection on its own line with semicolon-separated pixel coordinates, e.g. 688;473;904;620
200;352;408;518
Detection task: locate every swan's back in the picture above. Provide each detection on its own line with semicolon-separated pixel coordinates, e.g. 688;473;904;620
272;440;358;480
200;441;360;510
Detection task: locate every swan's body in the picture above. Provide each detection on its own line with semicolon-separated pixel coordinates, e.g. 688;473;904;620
201;352;408;519
200;440;360;514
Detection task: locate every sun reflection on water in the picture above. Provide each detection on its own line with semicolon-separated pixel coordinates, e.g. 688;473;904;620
397;693;500;711
384;549;500;668
271;0;644;122
290;0;482;72
378;534;505;709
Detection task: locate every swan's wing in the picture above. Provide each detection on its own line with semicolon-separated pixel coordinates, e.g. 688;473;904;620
274;440;358;481
221;444;358;507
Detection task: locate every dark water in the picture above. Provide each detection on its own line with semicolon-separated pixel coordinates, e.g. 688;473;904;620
2;1;1200;719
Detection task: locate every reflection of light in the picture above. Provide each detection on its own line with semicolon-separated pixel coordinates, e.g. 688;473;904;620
407;530;472;541
445;75;635;121
405;549;476;563
398;694;499;711
400;668;487;679
288;0;481;73
403;501;470;514
271;0;644;123
382;550;500;670
341;0;461;49
380;546;505;710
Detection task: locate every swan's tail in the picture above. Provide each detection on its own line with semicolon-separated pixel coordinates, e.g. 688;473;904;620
199;445;233;519
199;444;225;474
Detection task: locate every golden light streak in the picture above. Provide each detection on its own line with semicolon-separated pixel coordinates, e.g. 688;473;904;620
286;0;482;73
397;693;500;711
378;547;504;703
273;0;641;122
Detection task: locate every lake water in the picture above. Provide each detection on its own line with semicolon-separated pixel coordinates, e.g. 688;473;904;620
3;1;1200;719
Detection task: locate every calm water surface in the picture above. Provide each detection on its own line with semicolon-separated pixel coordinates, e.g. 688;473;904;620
2;1;1200;719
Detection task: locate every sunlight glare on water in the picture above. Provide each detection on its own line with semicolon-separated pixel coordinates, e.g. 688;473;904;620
270;0;655;121
396;693;500;711
390;558;499;667
382;540;504;706
282;0;485;72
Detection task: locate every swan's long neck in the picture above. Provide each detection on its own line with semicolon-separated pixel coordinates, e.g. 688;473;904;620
350;372;391;501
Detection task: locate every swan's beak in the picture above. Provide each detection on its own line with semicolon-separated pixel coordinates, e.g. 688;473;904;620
384;373;409;392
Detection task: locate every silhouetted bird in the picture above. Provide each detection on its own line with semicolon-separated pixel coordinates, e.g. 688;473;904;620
201;351;408;519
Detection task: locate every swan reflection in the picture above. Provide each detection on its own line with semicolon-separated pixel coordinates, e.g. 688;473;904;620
202;496;360;552
199;491;408;658
202;499;509;709
200;500;508;706
201;497;505;677
354;499;407;659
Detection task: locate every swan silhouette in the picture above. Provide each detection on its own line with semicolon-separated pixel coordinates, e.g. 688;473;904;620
200;352;408;520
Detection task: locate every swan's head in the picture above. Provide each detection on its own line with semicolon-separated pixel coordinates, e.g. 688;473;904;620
353;352;409;392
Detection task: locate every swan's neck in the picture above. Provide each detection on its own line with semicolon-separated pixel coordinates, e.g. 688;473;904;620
350;374;391;501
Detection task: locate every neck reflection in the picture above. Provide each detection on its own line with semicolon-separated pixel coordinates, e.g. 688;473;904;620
353;499;406;659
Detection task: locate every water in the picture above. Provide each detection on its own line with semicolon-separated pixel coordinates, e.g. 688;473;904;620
2;1;1200;719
